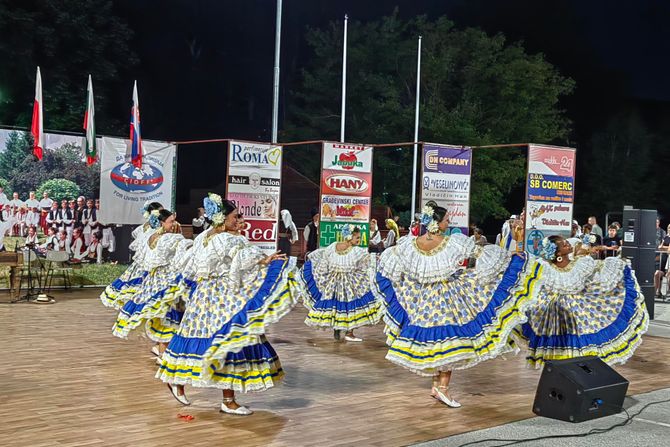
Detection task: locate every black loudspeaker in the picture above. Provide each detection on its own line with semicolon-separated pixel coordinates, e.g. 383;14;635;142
533;356;629;423
639;209;657;248
621;246;656;319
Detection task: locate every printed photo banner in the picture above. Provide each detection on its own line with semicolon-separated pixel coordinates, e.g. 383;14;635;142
99;137;176;225
524;144;576;255
420;143;473;235
319;142;373;247
227;140;283;254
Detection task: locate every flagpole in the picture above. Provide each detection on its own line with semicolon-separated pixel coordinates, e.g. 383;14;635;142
410;36;422;216
271;0;282;144
340;14;348;143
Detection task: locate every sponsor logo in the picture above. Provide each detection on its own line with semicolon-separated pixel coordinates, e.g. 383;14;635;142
325;173;369;194
526;229;544;255
231;143;281;166
542;154;574;174
110;162;163;193
228;175;280;190
330;151;362;170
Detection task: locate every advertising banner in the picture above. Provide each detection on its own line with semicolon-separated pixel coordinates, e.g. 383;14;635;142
99;137;176;225
319;142;373;247
226;141;282;254
524;144;576;255
420;144;472;235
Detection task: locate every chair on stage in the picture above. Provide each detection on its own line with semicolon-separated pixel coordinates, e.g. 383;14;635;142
43;250;74;291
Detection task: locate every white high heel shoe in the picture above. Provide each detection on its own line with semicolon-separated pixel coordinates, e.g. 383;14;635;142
432;386;462;408
151;345;161;357
220;398;253;416
167;384;190;406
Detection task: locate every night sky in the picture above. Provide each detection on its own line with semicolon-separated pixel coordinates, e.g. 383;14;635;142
112;0;670;143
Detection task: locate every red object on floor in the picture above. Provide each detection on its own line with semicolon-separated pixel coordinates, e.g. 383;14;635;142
177;413;194;421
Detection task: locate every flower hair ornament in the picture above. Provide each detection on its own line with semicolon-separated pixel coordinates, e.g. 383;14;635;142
539;237;558;262
340;224;356;241
148;210;161;229
142;201;152;220
420;205;440;234
581;234;596;245
203;193;225;227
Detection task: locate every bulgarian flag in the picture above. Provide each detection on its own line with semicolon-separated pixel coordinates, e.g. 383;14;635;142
83;74;97;166
30;66;44;161
129;80;143;168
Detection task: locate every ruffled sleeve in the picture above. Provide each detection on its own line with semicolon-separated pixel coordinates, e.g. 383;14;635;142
143;233;185;270
171;238;194;273
229;240;266;288
590;256;627;292
474;244;512;282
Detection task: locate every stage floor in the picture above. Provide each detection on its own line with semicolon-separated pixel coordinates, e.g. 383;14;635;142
2;290;669;447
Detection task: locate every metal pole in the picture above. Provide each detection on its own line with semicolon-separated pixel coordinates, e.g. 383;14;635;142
340;14;348;143
271;0;282;143
410;36;422;215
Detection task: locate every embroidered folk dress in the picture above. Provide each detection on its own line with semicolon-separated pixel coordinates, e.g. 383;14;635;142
299;242;383;330
100;223;155;309
112;232;192;342
375;233;539;376
517;255;649;368
156;231;298;392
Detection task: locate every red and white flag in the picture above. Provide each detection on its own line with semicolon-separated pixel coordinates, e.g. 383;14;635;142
129;80;142;168
30;66;44;160
83;74;97;166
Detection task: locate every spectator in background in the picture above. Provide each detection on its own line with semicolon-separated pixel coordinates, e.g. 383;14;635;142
39;191;53;233
472;227;487;246
384;218;399;249
601;224;622;258
191;207;209;235
24;225;38;246
368;219;383;253
654;224;670;299
46;202;59;230
74;196;86;229
70;227;87;262
82;198;97;245
611;221;624;240
278;209;298;256
588;216;603;239
85;231;103;264
656;217;666;247
303;209;319;258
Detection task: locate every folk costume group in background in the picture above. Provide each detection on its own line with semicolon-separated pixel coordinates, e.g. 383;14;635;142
101;197;649;414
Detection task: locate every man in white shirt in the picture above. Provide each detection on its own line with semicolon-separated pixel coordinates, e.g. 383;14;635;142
25;191;40;209
39;191;53;234
9;192;24;214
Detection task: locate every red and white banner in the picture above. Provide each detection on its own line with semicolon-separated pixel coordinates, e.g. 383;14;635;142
31;67;44;161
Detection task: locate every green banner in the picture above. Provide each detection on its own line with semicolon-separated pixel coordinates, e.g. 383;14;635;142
319;221;370;247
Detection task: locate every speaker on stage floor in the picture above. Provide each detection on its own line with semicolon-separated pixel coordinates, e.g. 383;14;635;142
533;356;628;423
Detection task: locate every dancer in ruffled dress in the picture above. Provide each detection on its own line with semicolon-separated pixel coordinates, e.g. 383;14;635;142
376;202;540;407
298;224;383;342
100;202;163;309
112;209;192;354
517;235;649;368
156;194;297;415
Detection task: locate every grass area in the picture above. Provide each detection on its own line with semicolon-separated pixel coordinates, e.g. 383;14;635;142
1;236;128;288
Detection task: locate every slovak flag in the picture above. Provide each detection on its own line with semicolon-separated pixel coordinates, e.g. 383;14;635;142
30;66;45;161
129;80;143;168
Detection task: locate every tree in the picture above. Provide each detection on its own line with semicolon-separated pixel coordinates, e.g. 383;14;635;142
8;140;99;199
37;178;80;203
285;13;574;220
0;130;32;181
577;109;656;217
0;0;138;134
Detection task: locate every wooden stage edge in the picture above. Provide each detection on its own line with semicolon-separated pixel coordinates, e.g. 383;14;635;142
2;290;669;447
